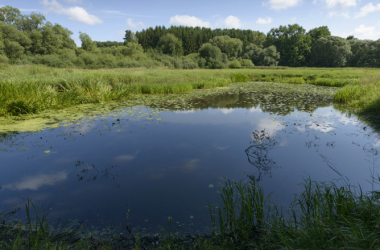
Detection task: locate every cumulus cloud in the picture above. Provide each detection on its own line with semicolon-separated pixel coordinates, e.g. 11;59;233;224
352;24;380;39
315;0;357;17
256;17;273;24
3;172;68;191
40;0;103;25
126;18;144;29
265;0;302;10
354;3;380;18
169;15;211;27
168;15;242;29
324;0;357;9
216;15;242;28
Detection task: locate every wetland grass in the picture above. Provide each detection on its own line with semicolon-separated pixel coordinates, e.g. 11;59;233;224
1;64;380;119
2;176;380;249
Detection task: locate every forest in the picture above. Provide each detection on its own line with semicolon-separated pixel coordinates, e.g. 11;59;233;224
1;5;379;70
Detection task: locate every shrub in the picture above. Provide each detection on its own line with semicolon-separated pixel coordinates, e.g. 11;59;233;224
240;59;254;67
0;54;9;63
228;59;241;69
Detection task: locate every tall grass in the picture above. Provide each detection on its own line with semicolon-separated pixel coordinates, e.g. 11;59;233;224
1;64;380;117
207;175;380;249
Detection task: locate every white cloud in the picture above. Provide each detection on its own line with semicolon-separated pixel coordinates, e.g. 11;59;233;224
324;0;357;9
354;3;380;18
62;0;84;3
169;15;211;27
216;15;242;28
255;118;284;136
352;24;380;39
40;0;103;25
220;108;234;114
265;0;302;10
3;172;68;191
256;17;273;24
126;18;144;29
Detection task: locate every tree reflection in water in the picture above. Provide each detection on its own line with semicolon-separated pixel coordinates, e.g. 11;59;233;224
245;129;278;182
75;160;120;188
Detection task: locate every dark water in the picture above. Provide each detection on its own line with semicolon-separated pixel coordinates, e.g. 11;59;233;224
1;90;379;235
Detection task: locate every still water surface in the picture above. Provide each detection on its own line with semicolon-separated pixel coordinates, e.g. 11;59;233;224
1;90;379;234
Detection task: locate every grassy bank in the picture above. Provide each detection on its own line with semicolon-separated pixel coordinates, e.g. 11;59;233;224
1;64;380;118
2;175;380;249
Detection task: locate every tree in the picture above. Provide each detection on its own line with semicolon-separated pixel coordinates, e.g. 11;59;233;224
266;24;312;66
348;39;380;67
243;44;280;66
209;35;243;59
198;43;227;68
123;30;138;44
0;22;32;52
157;33;183;56
310;36;352;67
3;40;24;59
120;43;144;56
79;32;96;51
0;6;22;26
307;26;331;44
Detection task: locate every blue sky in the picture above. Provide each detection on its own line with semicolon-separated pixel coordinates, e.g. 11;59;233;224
2;0;380;46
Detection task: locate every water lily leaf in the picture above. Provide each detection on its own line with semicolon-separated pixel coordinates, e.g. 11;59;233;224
44;150;50;153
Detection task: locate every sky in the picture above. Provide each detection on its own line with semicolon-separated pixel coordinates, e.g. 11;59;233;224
2;0;380;46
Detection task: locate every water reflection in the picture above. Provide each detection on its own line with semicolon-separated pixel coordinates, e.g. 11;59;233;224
3;172;68;191
1;89;380;233
75;161;120;188
192;91;333;116
245;130;278;181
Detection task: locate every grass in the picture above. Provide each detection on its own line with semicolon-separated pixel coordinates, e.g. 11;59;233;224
1;64;380;119
2;173;380;249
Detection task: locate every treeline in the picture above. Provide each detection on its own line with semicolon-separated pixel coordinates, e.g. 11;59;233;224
1;5;379;69
124;25;380;67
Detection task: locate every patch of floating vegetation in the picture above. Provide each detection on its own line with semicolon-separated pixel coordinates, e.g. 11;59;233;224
0;82;337;134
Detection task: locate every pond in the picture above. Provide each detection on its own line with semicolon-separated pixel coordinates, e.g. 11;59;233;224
1;89;379;236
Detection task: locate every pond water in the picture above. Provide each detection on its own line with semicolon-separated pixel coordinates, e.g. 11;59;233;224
1;90;380;235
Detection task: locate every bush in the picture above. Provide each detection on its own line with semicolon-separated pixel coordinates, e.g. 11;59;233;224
240;59;254;67
198;58;206;68
208;58;225;69
182;59;198;69
228;59;241;69
0;54;9;63
78;53;97;66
